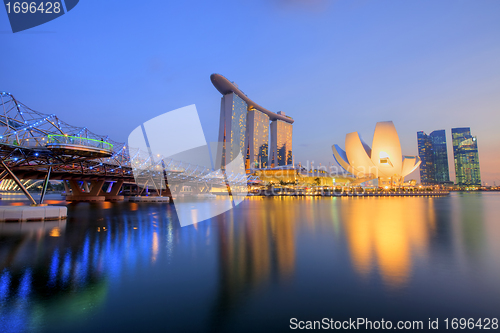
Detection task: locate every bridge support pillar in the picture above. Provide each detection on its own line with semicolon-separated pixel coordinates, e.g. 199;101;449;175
0;162;67;220
63;180;70;195
0;160;37;205
88;180;105;196
101;180;124;202
39;166;52;205
65;180;107;202
189;183;211;194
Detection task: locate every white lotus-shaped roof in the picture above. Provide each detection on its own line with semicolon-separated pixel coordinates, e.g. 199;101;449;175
332;121;420;180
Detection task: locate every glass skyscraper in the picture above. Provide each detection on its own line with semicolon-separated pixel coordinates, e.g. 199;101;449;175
430;130;450;183
417;131;434;184
452;127;481;186
417;130;450;185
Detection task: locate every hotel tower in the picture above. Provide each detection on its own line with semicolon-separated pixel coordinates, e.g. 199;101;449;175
211;74;294;170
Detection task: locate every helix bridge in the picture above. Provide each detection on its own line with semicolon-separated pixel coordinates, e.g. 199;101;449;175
0;92;251;204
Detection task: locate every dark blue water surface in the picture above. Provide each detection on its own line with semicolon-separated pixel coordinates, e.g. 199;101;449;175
0;192;499;332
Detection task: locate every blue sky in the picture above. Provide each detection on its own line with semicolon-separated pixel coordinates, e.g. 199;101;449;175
2;0;499;184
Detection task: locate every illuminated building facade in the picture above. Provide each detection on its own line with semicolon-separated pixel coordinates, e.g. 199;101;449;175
417;131;434;184
217;92;248;168
246;109;269;168
270;116;293;167
431;130;451;184
452;127;481;186
417;130;450;185
333;121;421;187
211;74;294;170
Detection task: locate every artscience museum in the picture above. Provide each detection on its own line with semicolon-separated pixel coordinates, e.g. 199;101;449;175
332;121;421;187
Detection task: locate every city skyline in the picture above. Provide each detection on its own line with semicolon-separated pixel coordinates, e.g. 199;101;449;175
1;2;500;331
2;1;499;184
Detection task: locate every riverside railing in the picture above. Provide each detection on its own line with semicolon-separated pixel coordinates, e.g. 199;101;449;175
0;136;48;148
0;135;114;152
46;134;113;151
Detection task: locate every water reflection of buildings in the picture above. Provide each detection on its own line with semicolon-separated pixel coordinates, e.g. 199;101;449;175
0;194;494;331
212;197;296;326
451;193;486;260
218;198;296;284
341;198;434;287
342;194;491;289
0;205;176;333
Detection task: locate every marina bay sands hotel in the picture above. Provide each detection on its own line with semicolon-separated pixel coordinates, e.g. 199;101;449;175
211;74;294;170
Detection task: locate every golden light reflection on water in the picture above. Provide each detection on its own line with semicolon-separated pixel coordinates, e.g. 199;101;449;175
217;197;297;295
0;193;496;333
223;196;439;290
152;231;159;263
102;202;112;209
49;227;61;237
44;200;65;205
342;197;434;288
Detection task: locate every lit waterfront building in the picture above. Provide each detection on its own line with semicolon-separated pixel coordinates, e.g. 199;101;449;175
211;74;294;170
217;92;248;169
417;131;434;184
246;108;269;168
451;127;481;186
417;130;450;185
332;121;421;187
431;130;451;184
251;165;355;187
270;112;293;167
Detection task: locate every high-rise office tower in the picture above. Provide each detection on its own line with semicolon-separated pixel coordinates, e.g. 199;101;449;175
451;127;481;186
430;130;450;183
417;131;434;184
417;130;450;185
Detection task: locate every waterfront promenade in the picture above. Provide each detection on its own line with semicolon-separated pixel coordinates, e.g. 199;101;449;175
253;189;450;197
